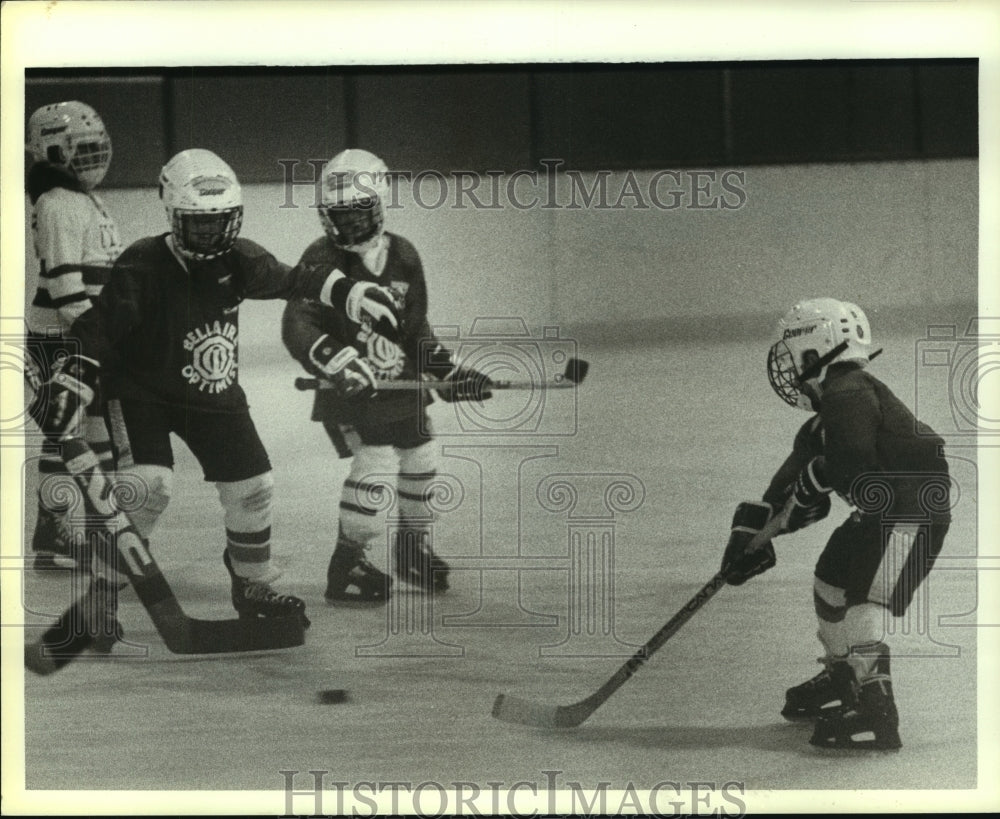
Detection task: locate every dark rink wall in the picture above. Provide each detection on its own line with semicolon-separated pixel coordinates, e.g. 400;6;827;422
25;61;977;185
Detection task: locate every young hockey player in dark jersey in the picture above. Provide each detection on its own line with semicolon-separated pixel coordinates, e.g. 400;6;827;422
281;149;493;605
721;298;950;751
25;101;123;569
29;148;402;647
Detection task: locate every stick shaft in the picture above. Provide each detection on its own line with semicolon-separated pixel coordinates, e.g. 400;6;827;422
493;511;789;726
574;570;731;716
295;376;576;392
584;511;788;703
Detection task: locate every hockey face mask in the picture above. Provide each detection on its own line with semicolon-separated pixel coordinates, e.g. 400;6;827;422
320;197;385;249
67;136;112;189
768;340;849;411
172;207;244;261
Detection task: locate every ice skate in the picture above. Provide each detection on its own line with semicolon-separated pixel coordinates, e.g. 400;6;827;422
393;528;450;593
31;504;75;571
809;644;901;751
224;549;310;628
325;530;392;606
781;660;853;721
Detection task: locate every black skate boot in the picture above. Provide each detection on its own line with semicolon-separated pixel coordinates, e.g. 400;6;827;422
781;659;853;721
392;527;450;593
224;550;311;628
31;503;73;571
87;576;125;654
325;531;392;606
809;643;901;751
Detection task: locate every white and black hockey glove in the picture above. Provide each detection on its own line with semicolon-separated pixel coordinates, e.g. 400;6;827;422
721;501;777;586
344;281;402;341
783;456;833;533
309;337;378;399
27;354;99;443
421;343;494;403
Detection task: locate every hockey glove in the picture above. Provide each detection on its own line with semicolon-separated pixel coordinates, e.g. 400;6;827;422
420;343;494;403
784;456;833;533
344;281;402;341
440;367;494;403
27;355;99;443
721;501;777;586
309;337;377;399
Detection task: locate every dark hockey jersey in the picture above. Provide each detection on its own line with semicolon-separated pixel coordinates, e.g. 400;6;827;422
282;232;440;425
763;362;950;520
71;234;341;413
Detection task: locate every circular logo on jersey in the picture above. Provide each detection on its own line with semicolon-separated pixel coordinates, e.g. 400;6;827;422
182;320;238;393
356;324;405;379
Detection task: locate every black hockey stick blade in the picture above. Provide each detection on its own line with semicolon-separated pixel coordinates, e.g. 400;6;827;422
564;357;589;385
133;571;306;655
24;593;99;676
491;514;784;728
24;437;305;673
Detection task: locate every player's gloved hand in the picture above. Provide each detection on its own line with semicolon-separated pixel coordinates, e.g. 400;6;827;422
784;456;833;533
345;281;401;341
420;343;494;403
440;366;494;403
721;501;777;586
27;355;99;443
309;337;378;398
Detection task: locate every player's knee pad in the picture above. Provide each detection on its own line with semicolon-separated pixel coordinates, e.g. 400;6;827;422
217;472;275;533
397;441;437;475
120;464;173;539
340;445;397;545
843;602;891;680
396;442;438;523
844;601;888;648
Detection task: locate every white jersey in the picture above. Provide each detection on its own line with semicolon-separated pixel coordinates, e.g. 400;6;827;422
29;186;123;334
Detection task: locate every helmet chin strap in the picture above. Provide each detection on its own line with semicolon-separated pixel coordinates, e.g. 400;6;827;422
796;340;849;385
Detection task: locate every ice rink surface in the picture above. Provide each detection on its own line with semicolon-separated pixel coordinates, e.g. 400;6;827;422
18;328;985;809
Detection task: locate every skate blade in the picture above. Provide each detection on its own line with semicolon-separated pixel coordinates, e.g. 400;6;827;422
31;554;80;573
809;730;902;753
324;594;389;608
781;703;845;723
810;743;902;754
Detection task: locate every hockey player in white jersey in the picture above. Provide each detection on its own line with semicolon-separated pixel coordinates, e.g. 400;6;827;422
25;101;123;570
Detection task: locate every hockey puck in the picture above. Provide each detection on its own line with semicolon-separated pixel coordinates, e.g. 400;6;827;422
317;689;349;705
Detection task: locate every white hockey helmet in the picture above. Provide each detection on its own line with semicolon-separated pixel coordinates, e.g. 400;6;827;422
767;297;872;410
27;101;112;190
318;148;390;249
159;149;243;261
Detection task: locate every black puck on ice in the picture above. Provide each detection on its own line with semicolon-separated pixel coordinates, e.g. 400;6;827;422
317;689;348;705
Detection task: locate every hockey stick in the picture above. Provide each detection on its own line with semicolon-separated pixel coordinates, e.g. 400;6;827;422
24;436;306;675
491;513;787;728
294;357;589;393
